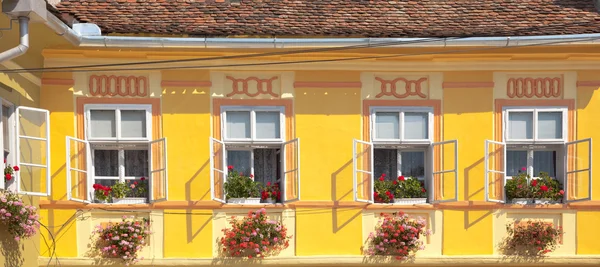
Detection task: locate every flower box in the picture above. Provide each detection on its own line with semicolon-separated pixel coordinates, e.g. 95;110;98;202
393;198;427;205
511;198;532;205
263;198;276;204
227;198;261;204
534;198;562;205
112;197;147;204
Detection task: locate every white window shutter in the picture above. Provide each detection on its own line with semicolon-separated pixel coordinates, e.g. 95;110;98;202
210;137;226;203
431;140;458;203
353;139;374;203
149;138;168;202
66;136;90;203
485;140;505;203
283;138;300;203
565;138;592;202
16;107;51;197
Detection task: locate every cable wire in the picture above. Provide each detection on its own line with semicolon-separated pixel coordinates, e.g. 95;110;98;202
14;35;600;74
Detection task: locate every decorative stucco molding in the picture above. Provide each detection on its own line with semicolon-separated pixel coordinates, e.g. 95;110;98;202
225;76;279;97
374;77;428;99
88;75;149;97
506;77;562;99
361;72;442;100
210;72;294;99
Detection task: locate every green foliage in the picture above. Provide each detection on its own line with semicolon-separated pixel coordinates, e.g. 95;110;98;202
532;172;564;201
111;181;131;199
373;174;393;203
224;167;261;199
392;176;427;199
505;171;532;200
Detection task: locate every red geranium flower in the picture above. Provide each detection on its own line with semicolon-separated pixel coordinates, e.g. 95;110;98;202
5;173;11;180
540;185;549;192
12;166;19;171
421;188;426;193
398;175;405;181
393;180;397;185
379;176;384;182
228;165;234;171
531;180;538;187
140;177;146;181
559;190;564;195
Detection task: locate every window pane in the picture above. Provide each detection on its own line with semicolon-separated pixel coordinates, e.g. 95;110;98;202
3;105;9;153
506;150;527;177
90;110;116;138
93;150;119;176
375;112;399;139
254;148;279;185
400;151;425;178
124;150;149;177
226;111;251;139
538;112;562;139
227;150;251;176
374;149;397;180
121;110;147;138
256;112;280;139
533;151;556;177
404;112;428;140
508;112;533;139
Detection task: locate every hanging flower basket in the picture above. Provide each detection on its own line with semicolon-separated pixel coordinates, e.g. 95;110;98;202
93;216;151;265
364;211;431;260
0;189;39;241
220;208;291;259
501;220;562;256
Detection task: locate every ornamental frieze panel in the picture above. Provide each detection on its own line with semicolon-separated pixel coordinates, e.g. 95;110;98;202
493;72;575;100
506;76;562;99
210;72;294;99
361;73;441;100
88;74;149;97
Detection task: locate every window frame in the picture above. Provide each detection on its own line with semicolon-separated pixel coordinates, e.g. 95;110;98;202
84;104;153;142
370;106;434;144
221;106;285;144
505;144;562;180
0;100;15;191
373;145;428;180
503;106;567;144
90;143;150;182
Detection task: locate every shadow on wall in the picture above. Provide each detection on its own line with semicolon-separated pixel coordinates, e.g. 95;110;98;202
0;228;24;267
464;156;485;201
185;160;210;202
331;159;362;233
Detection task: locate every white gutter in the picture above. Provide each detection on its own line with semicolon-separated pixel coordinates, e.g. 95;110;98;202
45;12;600;49
0;16;29;63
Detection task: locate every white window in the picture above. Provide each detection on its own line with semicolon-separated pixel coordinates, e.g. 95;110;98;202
211;106;300;204
353;107;458;204
66;104;168;204
485;106;592;203
0;103;51;196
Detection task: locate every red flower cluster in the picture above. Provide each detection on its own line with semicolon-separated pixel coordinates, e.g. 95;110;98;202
503;220;563;256
4;164;19;181
93;184;112;196
220;208;291;259
93;216;151;265
260;182;281;202
364;211;431;259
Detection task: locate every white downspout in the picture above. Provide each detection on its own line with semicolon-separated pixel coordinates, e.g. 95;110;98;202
0;16;29;63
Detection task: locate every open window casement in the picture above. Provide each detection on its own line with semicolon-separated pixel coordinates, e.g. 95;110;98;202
16;107;51;197
429;140;458;203
353;139;374;203
149;138;168;202
485;140;506;203
66;137;91;203
282;138;300;202
565;138;592;202
210;137;226;203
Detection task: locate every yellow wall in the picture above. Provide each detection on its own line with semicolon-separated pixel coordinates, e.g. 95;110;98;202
28;46;600;267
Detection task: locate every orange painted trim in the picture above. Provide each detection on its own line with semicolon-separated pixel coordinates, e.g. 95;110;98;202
363;100;442;200
41;78;75;86
76;97;162;140
161;80;212;87
576;81;600;87
374;77;428;99
293;81;362;88
506;77;562;99
89;75;149;97
442;82;494;88
225;76;279;98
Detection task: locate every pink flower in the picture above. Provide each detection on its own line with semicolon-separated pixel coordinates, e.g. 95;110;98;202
521;167;526;171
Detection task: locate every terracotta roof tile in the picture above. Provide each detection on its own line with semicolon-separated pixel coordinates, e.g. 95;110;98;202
53;0;600;37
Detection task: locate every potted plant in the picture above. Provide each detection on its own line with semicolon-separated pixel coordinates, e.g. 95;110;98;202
93;183;111;203
0;189;40;241
373;174;394;203
391;176;427;205
111;181;146;204
260;182;280;204
363;211;432;260
505;168;533;204
3;161;18;189
501;220;562;256
224;166;261;204
220;208;291;258
531;172;564;204
93;216;151;265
